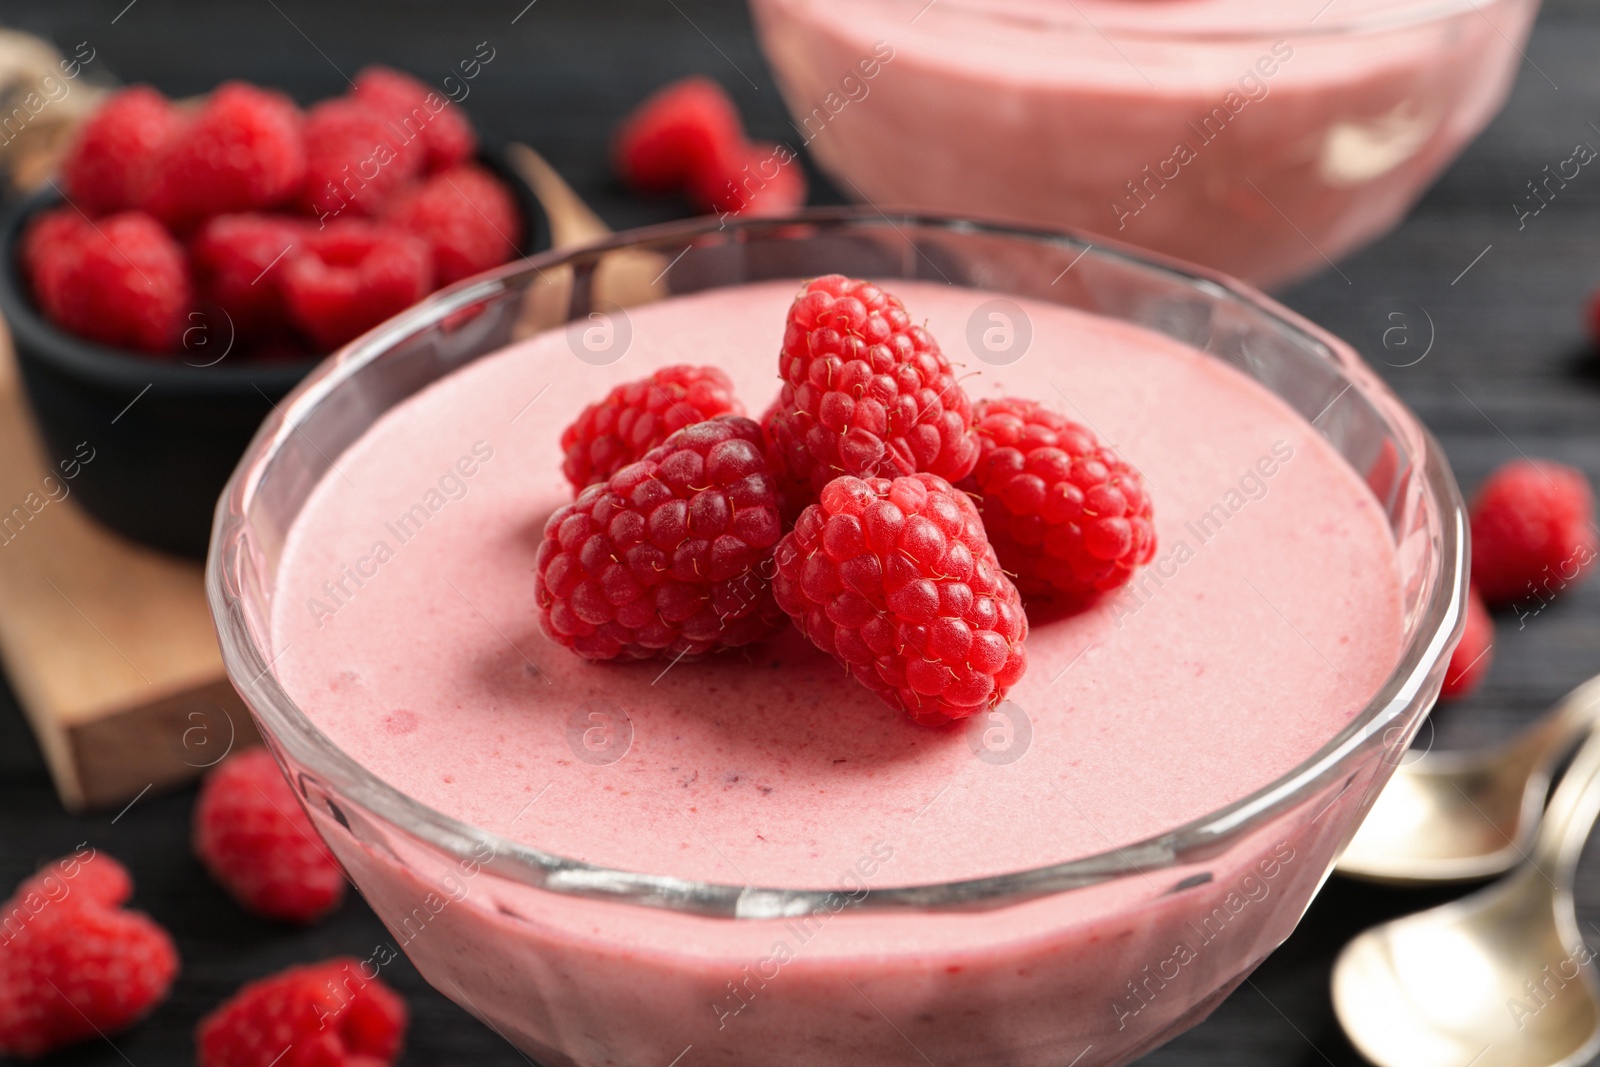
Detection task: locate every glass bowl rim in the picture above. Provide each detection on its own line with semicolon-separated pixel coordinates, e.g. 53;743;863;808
844;0;1531;41
207;207;1468;919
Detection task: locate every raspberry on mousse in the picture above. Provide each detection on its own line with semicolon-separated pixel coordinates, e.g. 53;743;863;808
764;274;980;509
773;472;1029;725
965;397;1156;603
536;415;786;661
560;364;742;491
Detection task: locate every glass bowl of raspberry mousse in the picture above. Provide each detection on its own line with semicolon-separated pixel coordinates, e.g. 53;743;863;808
747;0;1539;288
209;208;1467;1067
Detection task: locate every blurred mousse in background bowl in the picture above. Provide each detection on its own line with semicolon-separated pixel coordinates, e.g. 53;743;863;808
747;0;1539;288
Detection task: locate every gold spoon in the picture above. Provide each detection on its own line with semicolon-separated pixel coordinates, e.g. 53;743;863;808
1332;722;1600;1067
1337;674;1600;884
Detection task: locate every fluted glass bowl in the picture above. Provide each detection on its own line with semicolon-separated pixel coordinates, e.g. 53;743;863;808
208;209;1466;1066
748;0;1539;288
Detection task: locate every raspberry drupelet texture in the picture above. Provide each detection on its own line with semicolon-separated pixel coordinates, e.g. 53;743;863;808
146;82;306;230
352;65;477;173
560;365;741;491
1469;459;1597;606
280;220;433;350
765;275;979;510
964;397;1155;603
773;472;1028;725
24;208;192;353
196;958;407;1067
536;416;786;661
61;86;185;215
193;748;347;924
0;853;179;1058
386;163;519;285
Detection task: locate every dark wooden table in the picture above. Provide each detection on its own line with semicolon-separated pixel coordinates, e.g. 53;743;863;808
3;1;1599;1063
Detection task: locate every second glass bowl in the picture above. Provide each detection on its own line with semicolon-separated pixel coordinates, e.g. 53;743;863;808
748;0;1539;288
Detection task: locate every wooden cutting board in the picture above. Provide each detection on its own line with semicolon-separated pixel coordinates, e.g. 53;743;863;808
0;328;256;811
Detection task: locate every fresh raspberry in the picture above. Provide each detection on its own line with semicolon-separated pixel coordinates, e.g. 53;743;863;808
964;397;1156;603
196;958;407;1067
536;415;786;660
560;365;741;491
352;65;477;173
613;76;745;195
1441;585;1493;700
299;98;424;221
280;220;433;350
146;82;305;230
20;207;88;315
688;140;807;218
194;748;346;925
24;208;192;353
0;853;178;1058
191;214;310;336
772;473;1028;725
12;850;133;914
1469;459;1597;606
765;275;979;510
385;164;519;285
61;86;185;215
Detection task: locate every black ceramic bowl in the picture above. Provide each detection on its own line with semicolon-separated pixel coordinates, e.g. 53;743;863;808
0;148;545;558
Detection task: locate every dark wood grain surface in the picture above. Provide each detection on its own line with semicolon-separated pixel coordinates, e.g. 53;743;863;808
2;1;1599;1064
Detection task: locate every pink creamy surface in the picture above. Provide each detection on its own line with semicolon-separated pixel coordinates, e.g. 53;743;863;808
271;279;1402;890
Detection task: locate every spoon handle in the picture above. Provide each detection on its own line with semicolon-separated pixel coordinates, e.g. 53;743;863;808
1531;718;1600;881
1547;672;1600;747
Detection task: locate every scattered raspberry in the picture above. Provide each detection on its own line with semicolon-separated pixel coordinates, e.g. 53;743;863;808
1441;585;1493;700
196;958;407;1067
0;853;178;1058
964;397;1155;603
688;140;806;218
352;65;476;173
772;473;1028;725
1469;459;1597;606
765;275;979;509
299;97;424;220
280;220;433;350
560;365;741;491
24;208;192;353
12;850;133;913
385;164;519;285
613;76;744;195
191;214;310;336
536;416;786;660
147;82;305;230
193;748;346;925
61;86;185;215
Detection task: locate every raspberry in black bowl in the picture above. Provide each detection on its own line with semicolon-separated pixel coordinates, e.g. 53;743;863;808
0;69;543;557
